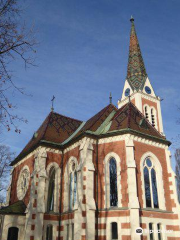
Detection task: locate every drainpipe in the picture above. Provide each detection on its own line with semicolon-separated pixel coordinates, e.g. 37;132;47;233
58;149;64;240
96;139;99;240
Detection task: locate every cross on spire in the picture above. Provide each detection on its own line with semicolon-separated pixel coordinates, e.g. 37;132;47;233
109;92;112;104
51;95;55;112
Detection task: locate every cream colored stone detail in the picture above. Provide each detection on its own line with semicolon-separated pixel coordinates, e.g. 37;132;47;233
125;136;141;240
98;134;167;149
1;215;25;240
140;151;166;210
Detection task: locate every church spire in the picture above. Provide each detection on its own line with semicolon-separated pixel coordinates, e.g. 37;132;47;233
127;17;147;91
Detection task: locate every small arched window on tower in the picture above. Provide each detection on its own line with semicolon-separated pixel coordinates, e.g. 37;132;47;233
109;158;118;207
47;167;55;212
143;158;159;208
151;108;157;128
46;225;53;240
144;105;150;120
69;162;77;210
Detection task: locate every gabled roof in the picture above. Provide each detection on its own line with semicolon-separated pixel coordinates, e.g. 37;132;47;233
11;102;169;166
127;17;147;91
0;201;26;215
11;112;82;165
73;104;118;138
109;102;165;139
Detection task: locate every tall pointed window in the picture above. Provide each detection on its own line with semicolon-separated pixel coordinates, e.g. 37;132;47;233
47;167;55;212
109;158;118;207
69;162;77;210
143;158;159;208
46;225;53;240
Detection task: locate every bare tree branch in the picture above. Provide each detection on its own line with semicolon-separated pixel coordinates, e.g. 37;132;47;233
0;0;37;132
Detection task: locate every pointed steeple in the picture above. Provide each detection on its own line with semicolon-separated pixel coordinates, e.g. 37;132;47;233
127;17;147;91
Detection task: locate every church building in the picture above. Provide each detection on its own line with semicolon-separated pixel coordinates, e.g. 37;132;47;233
0;17;180;240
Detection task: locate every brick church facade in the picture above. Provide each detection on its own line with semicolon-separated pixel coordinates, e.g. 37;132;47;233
0;18;180;240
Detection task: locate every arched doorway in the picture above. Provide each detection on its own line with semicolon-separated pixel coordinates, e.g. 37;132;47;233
7;227;19;240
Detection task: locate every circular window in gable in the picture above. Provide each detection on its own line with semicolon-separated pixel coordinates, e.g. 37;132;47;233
17;167;30;200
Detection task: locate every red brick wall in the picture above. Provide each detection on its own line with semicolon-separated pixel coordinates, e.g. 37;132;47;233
10;155;35;206
93;140;128;209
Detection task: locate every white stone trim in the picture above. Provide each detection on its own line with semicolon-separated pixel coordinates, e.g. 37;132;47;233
140;152;166;210
104;152;122;208
98;134;167;149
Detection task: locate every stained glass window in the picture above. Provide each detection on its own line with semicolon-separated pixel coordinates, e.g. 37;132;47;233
143;158;159;209
47;167;55;212
109;158;118;207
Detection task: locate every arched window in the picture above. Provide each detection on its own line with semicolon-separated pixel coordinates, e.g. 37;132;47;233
143;158;159;208
144;105;149;120
47;167;55;212
151;108;157;128
157;223;163;240
7;227;19;240
109;158;118;207
46;225;53;240
149;223;154;240
69;162;77;210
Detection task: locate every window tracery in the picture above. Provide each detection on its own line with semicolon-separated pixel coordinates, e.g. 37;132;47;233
143;158;159;208
109;158;118;207
17;167;30;200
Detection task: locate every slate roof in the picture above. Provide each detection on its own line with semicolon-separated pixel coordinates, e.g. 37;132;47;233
0;201;26;215
126;17;147;91
11;112;82;165
11;102;169;166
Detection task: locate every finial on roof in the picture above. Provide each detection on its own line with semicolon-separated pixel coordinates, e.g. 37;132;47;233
51;95;55;112
109;92;112;104
130;15;134;22
128;95;131;102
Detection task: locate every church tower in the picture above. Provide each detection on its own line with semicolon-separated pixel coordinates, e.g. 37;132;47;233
118;17;164;135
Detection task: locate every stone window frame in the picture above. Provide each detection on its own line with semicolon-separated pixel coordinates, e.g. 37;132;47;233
104;152;121;209
17;165;30;200
64;156;78;212
140;152;165;210
45;162;60;213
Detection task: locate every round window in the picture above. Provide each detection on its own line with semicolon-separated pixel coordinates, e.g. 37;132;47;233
17;167;30;200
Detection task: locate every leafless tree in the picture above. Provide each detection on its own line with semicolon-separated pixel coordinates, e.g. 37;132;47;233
175;149;180;203
0;144;14;203
0;0;36;132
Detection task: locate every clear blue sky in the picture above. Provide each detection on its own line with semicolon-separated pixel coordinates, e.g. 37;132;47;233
2;0;180;169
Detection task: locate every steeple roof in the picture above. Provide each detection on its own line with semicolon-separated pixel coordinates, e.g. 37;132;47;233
127;17;147;91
